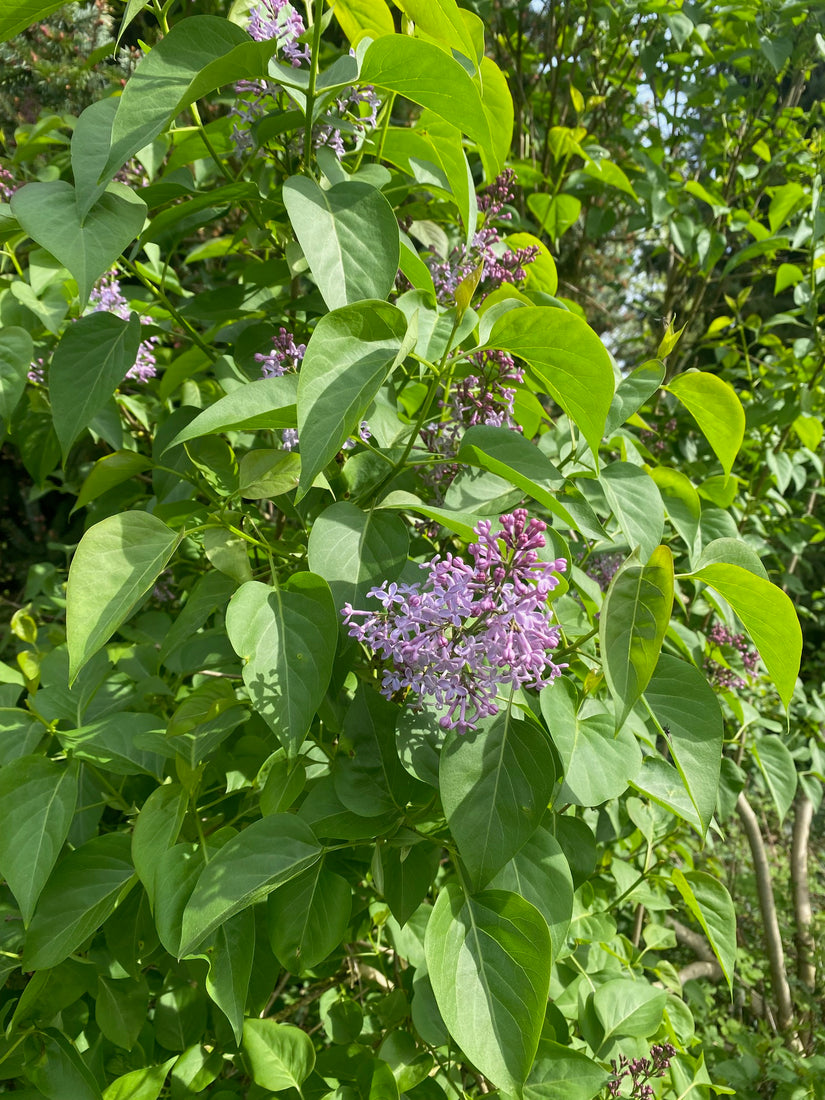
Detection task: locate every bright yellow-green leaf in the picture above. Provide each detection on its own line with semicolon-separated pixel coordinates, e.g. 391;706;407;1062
665;371;745;477
328;0;394;43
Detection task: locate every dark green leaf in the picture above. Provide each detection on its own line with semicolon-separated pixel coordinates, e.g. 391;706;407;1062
425;885;551;1093
296;301;409;498
23;833;135;970
10;182;147;305
307;501;409;611
599;546;673;726
482;307;614;458
267;862;352;971
599;463;664;562
180;814;322;954
456;425;577;529
439;712;557;889
541;679;641;806
644;655;723;835
165;376;299;450
0;755;78;924
243;1020;316;1091
0;326;33;422
284;178;400;311
66;512;179;681
672;869;736;989
226;575;337;756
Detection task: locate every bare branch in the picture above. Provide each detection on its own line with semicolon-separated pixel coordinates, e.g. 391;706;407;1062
736;792;795;1033
791;792;816;991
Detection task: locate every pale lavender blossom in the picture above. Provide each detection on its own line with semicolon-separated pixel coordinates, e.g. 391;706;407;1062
88;272;158;383
255;327;306;377
281;428;300;451
247;0;309;64
343;510;567;733
428;169;540;302
342;421;371;450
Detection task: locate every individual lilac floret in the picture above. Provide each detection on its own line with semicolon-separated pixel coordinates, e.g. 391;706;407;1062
255;327;306;377
88;272;158;383
342;510;567;733
342;421;371;451
247;0;310;65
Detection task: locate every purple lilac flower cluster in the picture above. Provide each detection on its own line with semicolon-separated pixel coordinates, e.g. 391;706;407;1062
315;85;381;157
704;621;759;691
608;1044;676;1099
428;169;540;302
585;552;623;591
256;328;306;450
89;272;158;382
640;417;677;455
255;327;306;378
419;349;524;497
28;358;46;384
247;0;309;63
0;166;15;201
232;3;379;159
342;510;567;733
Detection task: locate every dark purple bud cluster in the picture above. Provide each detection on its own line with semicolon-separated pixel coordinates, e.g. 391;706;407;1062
704;621;759;691
585;552;623;591
608;1043;676;1098
342;510;567;733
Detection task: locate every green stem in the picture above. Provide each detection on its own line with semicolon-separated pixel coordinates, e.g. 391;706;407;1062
120;259;218;363
303;0;326;171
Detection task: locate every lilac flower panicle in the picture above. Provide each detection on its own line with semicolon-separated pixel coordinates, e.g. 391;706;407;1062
428;169;539;302
420;349;524;496
704;621;759;691
0;165;15;201
254;329;306;452
255;327;306;377
342;510;568;733
88;272;158;383
585;552;623;591
281;428;300;451
608;1044;675;1098
342;421;371;451
247;0;310;64
28;357;46;384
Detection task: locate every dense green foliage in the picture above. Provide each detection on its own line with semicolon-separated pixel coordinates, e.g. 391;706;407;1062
0;0;820;1097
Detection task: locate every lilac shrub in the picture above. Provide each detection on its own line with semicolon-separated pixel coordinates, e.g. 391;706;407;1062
343;510;567;732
